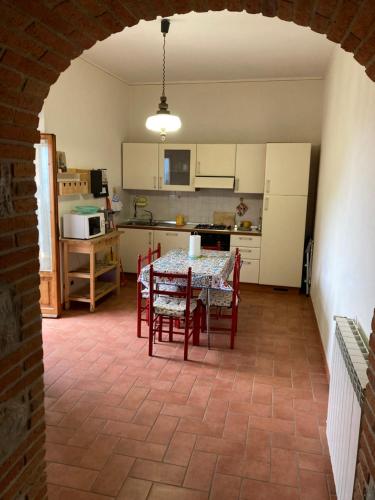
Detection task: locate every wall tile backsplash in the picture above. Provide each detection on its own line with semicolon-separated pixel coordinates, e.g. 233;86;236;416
121;190;263;225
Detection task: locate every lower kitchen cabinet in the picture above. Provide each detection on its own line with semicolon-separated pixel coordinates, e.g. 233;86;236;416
230;234;261;284
154;230;190;256
118;228;153;273
259;195;307;287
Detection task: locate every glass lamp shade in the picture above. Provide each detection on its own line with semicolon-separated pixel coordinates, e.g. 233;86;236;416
145;113;181;133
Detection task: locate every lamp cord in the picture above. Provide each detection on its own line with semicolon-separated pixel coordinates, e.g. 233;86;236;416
162;33;166;98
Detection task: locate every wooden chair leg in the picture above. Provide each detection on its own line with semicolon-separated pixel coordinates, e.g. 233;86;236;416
169;317;173;342
158;316;163;342
193;304;200;346
201;304;207;332
137;288;142;338
148;310;153;357
184;320;189;361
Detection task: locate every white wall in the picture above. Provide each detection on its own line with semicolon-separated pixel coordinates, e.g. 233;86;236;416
42;58;130;217
311;48;375;366
127;79;324;145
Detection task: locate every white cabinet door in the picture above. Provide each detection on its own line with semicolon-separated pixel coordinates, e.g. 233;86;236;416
159;144;196;191
259;195;307;287
235;144;266;194
154;230;190;256
264;143;311;196
118;228;154;273
122;143;159;190
196;144;236;176
240;259;260;283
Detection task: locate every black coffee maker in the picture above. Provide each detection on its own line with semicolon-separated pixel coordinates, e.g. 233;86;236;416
90;169;108;198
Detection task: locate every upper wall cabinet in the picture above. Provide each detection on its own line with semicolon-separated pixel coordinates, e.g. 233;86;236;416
196;144;236;176
264;143;311;196
159;144;196;192
122;143;158;190
235;144;266;194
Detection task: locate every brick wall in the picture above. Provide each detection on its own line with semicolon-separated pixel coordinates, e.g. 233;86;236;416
354;312;375;499
0;1;375;498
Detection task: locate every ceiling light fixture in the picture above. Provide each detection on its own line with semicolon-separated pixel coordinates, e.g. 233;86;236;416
145;18;181;142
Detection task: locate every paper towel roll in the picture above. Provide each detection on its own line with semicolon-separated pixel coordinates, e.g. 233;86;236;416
189;234;201;258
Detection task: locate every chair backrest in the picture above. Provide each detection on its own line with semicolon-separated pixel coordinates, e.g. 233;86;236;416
149;265;193;316
137;248;152;277
232;250;241;304
150;242;161;261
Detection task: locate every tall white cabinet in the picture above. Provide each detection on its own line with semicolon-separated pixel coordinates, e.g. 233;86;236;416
259;143;311;288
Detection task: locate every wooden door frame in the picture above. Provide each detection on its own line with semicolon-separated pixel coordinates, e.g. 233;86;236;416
39;133;62;317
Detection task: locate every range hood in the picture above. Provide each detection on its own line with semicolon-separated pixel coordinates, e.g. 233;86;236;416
194;176;234;189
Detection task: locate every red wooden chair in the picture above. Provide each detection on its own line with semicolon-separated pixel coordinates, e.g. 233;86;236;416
199;250;241;349
136;243;161;338
148;265;200;360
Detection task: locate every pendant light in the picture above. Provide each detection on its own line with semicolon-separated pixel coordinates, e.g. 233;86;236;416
146;18;181;142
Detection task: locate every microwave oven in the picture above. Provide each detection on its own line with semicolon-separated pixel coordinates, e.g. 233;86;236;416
63;213;105;239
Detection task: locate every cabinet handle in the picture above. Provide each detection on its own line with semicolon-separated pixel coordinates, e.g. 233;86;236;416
239;237;251;241
153;176;157;189
266;179;271;193
235;178;239;191
264;197;269;211
148;232;152;245
166;233;178;236
159;176;162;188
196;161;200;175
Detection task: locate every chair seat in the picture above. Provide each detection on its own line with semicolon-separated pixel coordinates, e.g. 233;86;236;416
154;296;198;318
199;289;232;308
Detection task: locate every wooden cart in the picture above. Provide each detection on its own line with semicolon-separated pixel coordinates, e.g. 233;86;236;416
61;231;120;312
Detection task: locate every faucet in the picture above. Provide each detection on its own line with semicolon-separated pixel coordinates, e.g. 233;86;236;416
143;210;153;225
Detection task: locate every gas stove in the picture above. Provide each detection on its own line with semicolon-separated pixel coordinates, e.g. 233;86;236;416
194;224;231;231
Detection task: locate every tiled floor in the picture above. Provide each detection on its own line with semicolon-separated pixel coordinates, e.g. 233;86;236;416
43;278;335;500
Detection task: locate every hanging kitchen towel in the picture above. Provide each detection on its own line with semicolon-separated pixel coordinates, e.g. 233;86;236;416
236;197;248;217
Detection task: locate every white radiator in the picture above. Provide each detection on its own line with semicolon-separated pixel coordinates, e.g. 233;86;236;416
327;316;369;500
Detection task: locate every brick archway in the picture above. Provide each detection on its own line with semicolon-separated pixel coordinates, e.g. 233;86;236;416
1;1;375;498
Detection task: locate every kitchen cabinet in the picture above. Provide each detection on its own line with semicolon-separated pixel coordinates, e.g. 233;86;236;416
159;144;196;191
230;234;261;284
196;144;236;176
118;228;153;273
264;143;311;196
259;195;307;287
154;230;190;256
234;144;266;194
122;143;159;190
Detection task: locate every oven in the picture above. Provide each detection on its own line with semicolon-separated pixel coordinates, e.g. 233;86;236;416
192;225;231;251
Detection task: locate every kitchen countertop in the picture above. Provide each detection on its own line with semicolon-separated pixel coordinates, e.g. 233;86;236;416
117;221;262;236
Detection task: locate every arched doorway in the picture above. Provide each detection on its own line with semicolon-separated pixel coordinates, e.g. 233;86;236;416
1;1;375;498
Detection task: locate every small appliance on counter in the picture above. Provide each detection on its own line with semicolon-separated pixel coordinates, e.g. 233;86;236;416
90;169;109;198
63;212;105;239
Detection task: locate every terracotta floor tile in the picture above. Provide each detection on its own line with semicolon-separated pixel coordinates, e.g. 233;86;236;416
147;388;188;404
117;477;152;500
210;473;242;500
147;414;179;444
249;416;295;434
229;401;272;418
148;484;208;500
177;417;224;437
164;431;196;466
223;412;249;442
204;399;229;425
46;463;98;491
217;455;270;481
298;452;332;473
252;383;272;405
90;404;135;423
195;435;245;457
161;402;205;419
246;429;271;463
91;454;134;496
130;458;186;486
240;478;300;500
57;487;113;499
300;469;330;500
271;447;299;487
272;432;322;454
102;420;150;440
296;414;320;439
121;386;150;410
115;437;166;461
183;450;217;491
45;442;86;467
273;400;296;421
80;434;119;470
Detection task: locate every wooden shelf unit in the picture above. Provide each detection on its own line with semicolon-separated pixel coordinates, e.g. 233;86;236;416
61;231;120;312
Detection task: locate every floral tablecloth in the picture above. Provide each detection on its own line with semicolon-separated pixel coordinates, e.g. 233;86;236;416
139;249;235;290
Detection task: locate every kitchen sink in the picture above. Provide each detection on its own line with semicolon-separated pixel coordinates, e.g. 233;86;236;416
122;219;157;226
155;221;178;228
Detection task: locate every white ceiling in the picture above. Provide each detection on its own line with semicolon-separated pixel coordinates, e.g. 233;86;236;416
82;11;335;84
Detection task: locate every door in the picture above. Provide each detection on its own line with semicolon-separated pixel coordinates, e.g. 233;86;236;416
235;144;266;194
158;144;196;191
122;143;159;190
196;144;236;176
118;228;153;273
264;143;311;196
259;195;307;287
154;230;190;256
35;133;61;317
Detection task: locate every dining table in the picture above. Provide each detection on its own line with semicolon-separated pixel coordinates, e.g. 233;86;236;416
139;248;235;348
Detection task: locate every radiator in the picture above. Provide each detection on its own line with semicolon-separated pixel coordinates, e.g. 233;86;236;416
327;316;369;500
